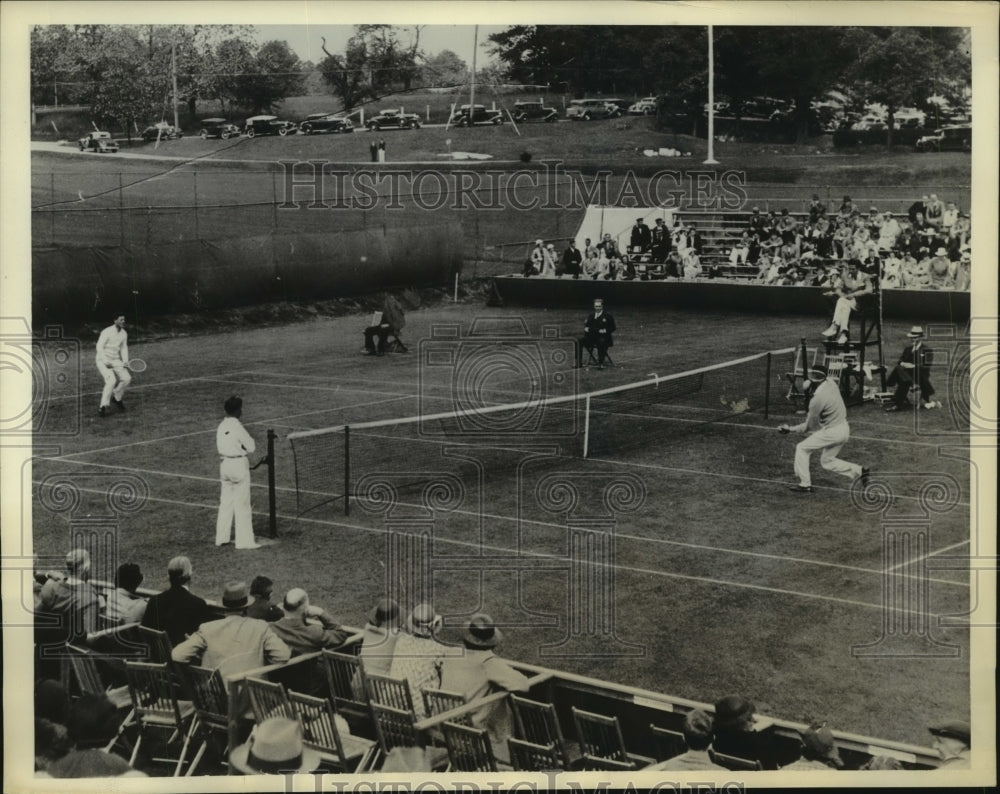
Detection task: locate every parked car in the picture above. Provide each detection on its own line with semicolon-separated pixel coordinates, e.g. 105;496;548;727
915;124;972;152
140;124;183;142
449;104;504;126
200;118;241;139
566;99;622;121
512;100;558;123
298;113;355;134
365;109;421;131
244;115;298;138
628;97;658;115
78;131;119;153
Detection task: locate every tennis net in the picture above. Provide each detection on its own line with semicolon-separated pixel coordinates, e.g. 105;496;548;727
287;348;791;517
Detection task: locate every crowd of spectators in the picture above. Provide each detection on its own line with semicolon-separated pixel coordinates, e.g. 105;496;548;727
519;194;971;292
32;545;970;776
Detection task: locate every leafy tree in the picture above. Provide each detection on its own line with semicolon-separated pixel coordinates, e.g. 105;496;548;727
421;49;468;87
249;39;303;112
319;25;424;109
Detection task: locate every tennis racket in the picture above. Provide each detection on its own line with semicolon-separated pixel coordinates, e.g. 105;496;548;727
126;358;147;373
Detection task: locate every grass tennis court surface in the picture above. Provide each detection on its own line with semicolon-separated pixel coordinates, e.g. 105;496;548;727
31;302;971;747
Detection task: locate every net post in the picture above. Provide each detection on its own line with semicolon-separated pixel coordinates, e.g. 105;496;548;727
764;352;772;420
583;395;591;458
344;425;350;516
267;429;277;538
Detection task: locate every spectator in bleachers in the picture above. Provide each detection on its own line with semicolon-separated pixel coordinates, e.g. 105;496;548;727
924;193;944;228
729;235;750;266
807;194;827;224
141;555;212;645
35;718;71;772
37;549;103;644
359;598;401;679
651;218;671;262
761;256;783;286
778;209;797;242
759;231;783;260
712;695;779;769
877;212;901;251
941;201;958;232
780;723;844;770
540;244;558;277
908;195;928;223
831;219;852;260
928;249;956;290
928;720;970;770
821;259;873;344
779;239;799;265
246;576;282;622
528;240;545;276
582;245;604;280
599;233;622;261
104;563;147;626
630;217;651;252
837;195;854;221
269;587;348;656
38;693;147;778
748;207;767;238
950;212;970;252
665;250;684;279
645;708;725;771
562;240;582;279
682;251;702;280
953;253;971;291
438;614;530;762
881;253;902;289
388;603;461;719
171;580;291;679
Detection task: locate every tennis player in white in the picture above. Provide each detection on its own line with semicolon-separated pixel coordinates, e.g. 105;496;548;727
216;395;263;549
95;313;131;417
778;363;869;493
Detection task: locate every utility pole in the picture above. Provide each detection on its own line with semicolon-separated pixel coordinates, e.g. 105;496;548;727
469;25;478;113
704;25;719;165
171;42;179;129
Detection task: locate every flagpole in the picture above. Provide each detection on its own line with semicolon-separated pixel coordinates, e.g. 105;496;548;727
704;24;719;165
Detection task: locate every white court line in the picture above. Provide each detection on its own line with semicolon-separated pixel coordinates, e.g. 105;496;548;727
41;368;266;404
32;456;967;590
886;538;972;572
595;456;972;508
50;392;415;460
31;478;965;621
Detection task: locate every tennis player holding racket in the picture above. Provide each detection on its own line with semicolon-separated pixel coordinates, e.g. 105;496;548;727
96;313;137;417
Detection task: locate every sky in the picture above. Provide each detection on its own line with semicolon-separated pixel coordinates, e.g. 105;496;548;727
256;24;505;68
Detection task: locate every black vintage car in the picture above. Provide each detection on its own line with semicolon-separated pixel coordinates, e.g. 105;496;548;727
915;124;972;153
244;115;298;138
512;100;558;123
140;124;183;142
199;118;242;139
298;113;355;134
449;104;504;126
365;109;421;131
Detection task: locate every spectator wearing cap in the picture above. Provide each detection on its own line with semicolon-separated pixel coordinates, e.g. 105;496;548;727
269;587;348;656
246;575;282;622
777;362;868;493
171;580;290;679
388;603;461;719
927;248;953;290
645;708;726;771
438;614;530;760
230;716;321;775
36;548;103;643
928;720;970;769
141;555;212;645
104;563;147;626
781;723;844;770
630;217;652;252
885;326;938;411
807;194;827;224
360;598;402;679
711;695;780;770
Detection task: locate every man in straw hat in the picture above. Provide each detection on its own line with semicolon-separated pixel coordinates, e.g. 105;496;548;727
230;717;321;775
885;325;939;411
172;580;290;679
388;603;461;718
438;613;530;761
778;363;869;493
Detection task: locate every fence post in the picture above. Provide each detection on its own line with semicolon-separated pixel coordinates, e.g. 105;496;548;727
119;173;125;247
50;173;56;243
272;170;278;230
267;429;277;537
193;172;199;241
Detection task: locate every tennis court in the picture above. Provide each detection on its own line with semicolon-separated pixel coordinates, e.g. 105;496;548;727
30;301;971;747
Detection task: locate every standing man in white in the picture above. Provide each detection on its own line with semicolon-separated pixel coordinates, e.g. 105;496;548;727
778;364;870;493
216;395;264;549
95;313;131;417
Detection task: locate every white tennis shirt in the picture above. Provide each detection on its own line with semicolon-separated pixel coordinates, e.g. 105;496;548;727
95;324;128;365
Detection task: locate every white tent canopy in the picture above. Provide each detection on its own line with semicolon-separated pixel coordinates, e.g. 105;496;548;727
574;206;677;253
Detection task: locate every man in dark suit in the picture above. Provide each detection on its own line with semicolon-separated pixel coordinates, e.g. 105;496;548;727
576;298;616;369
363;293;406;356
629;217;651;253
650;218;671;263
140;556;212;646
562;240;582;278
885;325;938;411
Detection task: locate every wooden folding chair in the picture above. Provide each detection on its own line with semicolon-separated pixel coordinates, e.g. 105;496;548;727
370;702;420;754
288;690;378;772
709;748;764;771
507;737;565;772
244;676;295;724
510;694;579;770
649;723;687;762
65;644;134;752
124;661;197;776
136;626;174;665
422;688;471;726
441;721;503;772
183;666;231;776
366;672;414;712
571;706;654;770
321;649;372;727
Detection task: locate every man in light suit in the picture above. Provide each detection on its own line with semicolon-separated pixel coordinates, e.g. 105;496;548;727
171;581;290;679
